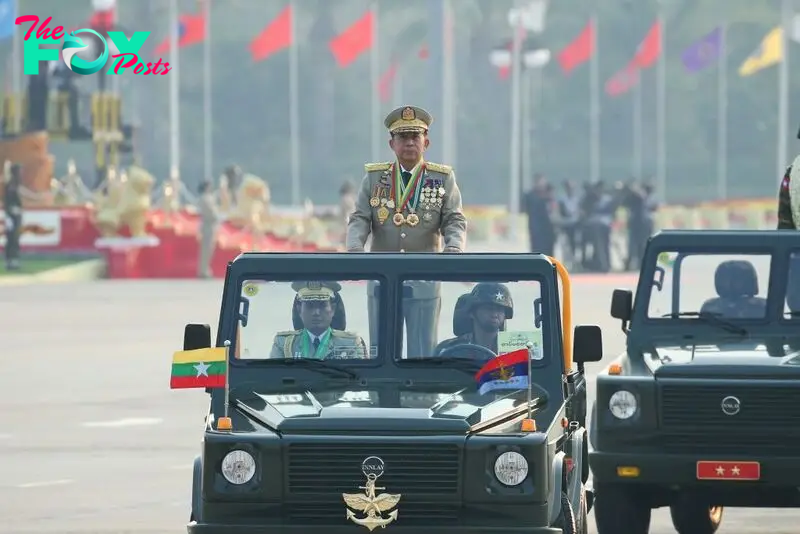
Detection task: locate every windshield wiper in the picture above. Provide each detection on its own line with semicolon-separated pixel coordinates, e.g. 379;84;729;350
249;358;360;380
400;357;484;375
661;311;748;336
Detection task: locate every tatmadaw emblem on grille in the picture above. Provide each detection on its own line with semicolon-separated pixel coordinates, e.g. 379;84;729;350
720;396;741;416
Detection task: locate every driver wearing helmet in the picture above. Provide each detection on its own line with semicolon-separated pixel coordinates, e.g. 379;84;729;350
434;283;514;356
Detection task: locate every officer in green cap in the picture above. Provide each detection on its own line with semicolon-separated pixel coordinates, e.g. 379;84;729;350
433;283;515;357
346;105;467;356
268;281;369;359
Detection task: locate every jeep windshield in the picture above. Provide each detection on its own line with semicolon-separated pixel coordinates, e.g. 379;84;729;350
647;252;771;321
233;278;378;362
396;278;550;368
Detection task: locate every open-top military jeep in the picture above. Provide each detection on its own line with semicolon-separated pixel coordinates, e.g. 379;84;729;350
590;230;800;534
178;251;603;533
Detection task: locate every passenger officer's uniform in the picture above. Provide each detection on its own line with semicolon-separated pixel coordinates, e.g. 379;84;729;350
778;127;800;229
346;106;467;356
268;282;368;359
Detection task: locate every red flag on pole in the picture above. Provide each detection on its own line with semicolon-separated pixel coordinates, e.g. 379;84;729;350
633;20;662;69
557;20;595;74
249;5;293;62
329;10;374;67
153;12;206;55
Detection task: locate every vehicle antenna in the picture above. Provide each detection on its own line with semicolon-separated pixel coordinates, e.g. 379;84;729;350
216;339;233;432
526;341;534;420
223;339;231;419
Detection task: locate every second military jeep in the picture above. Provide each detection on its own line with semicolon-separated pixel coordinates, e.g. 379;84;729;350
590;230;800;534
180;251;603;533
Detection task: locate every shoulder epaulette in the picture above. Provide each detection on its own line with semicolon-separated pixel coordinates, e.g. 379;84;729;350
426;162;453;174
275;330;300;337
331;329;359;338
365;162;392;173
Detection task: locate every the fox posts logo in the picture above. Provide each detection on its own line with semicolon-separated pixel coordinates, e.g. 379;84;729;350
16;15;171;76
61;29;109;75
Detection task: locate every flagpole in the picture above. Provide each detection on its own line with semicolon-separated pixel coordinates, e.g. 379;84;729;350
717;23;728;200
168;0;180;177
289;0;300;206
777;0;791;179
11;0;21;133
202;0;212;181
369;1;380;162
656;11;666;201
509;3;524;240
632;70;642;178
442;0;454;165
589;13;600;183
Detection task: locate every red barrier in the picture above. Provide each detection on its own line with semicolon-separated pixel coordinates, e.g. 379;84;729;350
1;207;331;278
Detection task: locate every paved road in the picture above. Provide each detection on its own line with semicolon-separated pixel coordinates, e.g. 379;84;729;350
0;271;795;533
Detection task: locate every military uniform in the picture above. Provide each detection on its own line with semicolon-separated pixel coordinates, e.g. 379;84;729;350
346;106;468;356
778;161;800;229
433;283;514;356
268;281;368;359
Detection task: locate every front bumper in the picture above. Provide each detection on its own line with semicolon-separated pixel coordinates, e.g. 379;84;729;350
188;523;562;533
591;450;800;487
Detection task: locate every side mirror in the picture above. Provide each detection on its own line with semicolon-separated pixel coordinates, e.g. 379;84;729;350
184;323;211;351
610;289;633;321
573;325;603;365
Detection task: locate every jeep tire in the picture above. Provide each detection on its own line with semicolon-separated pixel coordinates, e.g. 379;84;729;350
593;483;651;534
669;494;723;534
553;491;576;534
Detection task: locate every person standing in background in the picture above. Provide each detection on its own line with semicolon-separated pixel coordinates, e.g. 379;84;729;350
3;163;23;271
523;174;555;256
197;180;220;279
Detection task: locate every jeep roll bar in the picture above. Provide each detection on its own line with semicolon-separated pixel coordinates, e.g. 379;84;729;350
548;256;573;373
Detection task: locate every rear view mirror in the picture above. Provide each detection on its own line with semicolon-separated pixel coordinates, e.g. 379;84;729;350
573;325;603;365
184;323;211;351
610;289;633;321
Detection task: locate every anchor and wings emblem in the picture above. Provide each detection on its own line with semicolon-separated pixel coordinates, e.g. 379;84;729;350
342;455;401;531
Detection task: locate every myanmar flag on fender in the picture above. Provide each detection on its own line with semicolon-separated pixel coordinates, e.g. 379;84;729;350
474;348;530;395
170;347;226;389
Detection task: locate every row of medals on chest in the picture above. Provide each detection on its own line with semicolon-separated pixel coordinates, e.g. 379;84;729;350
370;185;445;227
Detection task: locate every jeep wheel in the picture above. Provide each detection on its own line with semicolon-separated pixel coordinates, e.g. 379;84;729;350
553;491;576;534
593;483;650;534
669;495;723;534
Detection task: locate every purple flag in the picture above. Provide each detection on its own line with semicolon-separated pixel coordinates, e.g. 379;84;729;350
681;27;722;72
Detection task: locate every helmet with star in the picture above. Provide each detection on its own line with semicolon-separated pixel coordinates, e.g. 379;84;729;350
468;282;514;319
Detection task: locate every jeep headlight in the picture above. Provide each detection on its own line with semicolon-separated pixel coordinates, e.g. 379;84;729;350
221;450;256;484
494;451;529;486
608;390;637;419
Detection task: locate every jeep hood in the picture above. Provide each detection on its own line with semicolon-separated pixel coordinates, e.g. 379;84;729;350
647;341;800;378
228;388;537;434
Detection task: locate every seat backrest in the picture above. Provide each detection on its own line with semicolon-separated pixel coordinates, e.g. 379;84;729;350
292;294;347;331
715;260;759;298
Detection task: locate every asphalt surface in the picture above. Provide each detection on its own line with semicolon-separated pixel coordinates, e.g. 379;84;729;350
0;265;795;533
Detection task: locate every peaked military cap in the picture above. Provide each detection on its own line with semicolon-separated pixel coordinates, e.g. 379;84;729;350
384;105;433;134
291;281;342;301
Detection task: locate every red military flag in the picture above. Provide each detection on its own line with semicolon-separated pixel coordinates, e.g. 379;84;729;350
152;12;206;55
605;64;638;96
249;4;293;62
633;20;662;69
329;9;374;67
557;20;595;74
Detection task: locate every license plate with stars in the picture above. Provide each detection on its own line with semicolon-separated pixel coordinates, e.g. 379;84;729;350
696;461;760;481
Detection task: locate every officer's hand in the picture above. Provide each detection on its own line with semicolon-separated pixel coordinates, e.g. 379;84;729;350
443;247;461;253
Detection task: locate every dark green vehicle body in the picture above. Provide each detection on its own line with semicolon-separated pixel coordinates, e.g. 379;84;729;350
182;252;602;533
589;230;800;534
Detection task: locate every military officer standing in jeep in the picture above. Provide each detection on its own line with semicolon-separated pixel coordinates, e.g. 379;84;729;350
778;127;800;229
346;105;467;356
